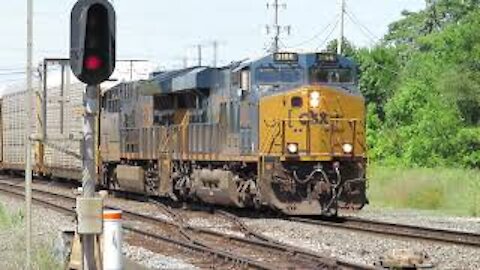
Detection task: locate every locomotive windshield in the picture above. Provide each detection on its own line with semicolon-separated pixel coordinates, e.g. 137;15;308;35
309;67;354;84
255;66;303;85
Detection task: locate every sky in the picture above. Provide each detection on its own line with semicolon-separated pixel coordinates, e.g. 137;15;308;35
0;0;426;88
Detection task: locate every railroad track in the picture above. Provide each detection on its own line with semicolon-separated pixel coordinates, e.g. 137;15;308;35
0;180;373;270
291;216;480;248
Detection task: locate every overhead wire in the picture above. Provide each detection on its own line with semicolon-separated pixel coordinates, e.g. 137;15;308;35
339;4;401;77
344;9;380;45
0;67;25;72
0;71;27;76
315;19;340;51
279;40;288;51
286;15;340;49
0;77;27;83
343;0;379;39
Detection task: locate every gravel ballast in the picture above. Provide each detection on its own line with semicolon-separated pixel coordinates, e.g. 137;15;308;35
244;218;480;269
0;192;197;270
348;206;480;234
123;245;198;270
3;179;480;269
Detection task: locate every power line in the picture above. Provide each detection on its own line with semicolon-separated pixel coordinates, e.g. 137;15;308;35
344;9;380;44
0;77;27;83
0;67;25;71
339;5;398;76
286;15;338;49
0;71;27;76
315;19;340;51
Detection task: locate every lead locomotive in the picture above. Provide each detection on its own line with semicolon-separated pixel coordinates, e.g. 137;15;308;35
100;52;367;215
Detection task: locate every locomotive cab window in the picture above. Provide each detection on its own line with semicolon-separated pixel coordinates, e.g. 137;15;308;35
255;66;303;85
310;68;354;84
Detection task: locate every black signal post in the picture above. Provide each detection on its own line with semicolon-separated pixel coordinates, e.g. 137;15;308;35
70;1;116;270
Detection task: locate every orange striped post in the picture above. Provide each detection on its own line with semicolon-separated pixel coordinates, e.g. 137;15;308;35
102;210;123;270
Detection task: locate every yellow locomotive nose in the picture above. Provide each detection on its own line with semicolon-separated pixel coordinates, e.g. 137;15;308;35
259;85;366;161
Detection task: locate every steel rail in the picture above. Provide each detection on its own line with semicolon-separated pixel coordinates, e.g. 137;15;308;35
214;209;373;270
0;184;277;270
149;200;370;270
0;181;373;269
290;216;480;248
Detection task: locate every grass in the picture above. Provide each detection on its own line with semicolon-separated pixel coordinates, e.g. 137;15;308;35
0;203;62;270
0;203;24;229
367;166;480;216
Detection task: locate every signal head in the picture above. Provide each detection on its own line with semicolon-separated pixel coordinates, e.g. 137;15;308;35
70;0;116;85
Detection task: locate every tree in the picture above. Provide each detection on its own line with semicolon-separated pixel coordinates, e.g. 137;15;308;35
326;39;356;57
359;1;480;168
354;47;400;119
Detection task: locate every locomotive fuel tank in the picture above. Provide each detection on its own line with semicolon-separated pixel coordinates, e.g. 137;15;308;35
192;168;250;207
115;165;145;193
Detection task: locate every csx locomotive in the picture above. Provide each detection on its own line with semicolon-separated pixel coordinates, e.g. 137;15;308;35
100;52;367;215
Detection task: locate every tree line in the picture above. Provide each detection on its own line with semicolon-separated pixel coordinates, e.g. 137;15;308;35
333;0;480;168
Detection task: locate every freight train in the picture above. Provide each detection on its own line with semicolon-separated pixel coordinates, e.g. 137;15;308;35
0;52;367;215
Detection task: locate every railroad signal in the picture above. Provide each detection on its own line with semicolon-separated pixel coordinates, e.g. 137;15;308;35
70;0;116;85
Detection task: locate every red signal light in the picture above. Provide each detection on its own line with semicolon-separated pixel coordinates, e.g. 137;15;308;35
85;55;103;70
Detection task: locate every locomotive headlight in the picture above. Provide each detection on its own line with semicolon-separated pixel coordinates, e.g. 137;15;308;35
310;91;320;100
287;143;299;154
342;143;353;154
309;98;320;108
309;91;320;108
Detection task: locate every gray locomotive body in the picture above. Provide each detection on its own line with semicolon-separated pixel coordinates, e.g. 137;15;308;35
101;65;260;207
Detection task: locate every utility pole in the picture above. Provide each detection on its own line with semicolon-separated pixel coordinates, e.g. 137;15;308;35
266;0;290;53
183;56;188;68
197;44;202;66
25;0;33;269
117;59;148;81
212;41;218;67
337;0;345;55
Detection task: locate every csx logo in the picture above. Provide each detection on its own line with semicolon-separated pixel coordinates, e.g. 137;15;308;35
294;110;330;126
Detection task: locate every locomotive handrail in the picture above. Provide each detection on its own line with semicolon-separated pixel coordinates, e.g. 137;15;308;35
158;126;180;155
260;121;281;155
261;117;361;156
276;118;362;122
259;116;362;156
